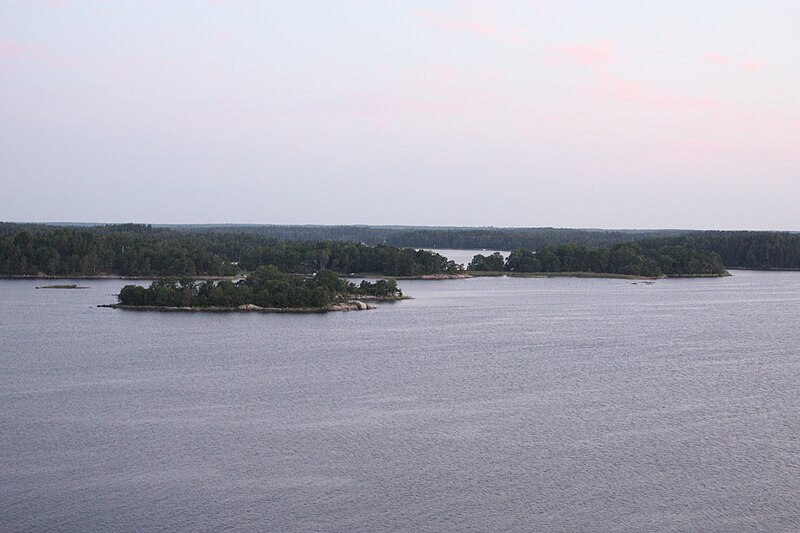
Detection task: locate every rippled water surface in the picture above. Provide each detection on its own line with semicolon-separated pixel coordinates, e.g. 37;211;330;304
2;271;800;532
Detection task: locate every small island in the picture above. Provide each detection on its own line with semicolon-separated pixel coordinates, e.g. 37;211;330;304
101;267;406;313
36;284;89;289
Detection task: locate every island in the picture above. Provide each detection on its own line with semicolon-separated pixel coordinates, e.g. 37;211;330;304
100;267;406;313
35;284;89;289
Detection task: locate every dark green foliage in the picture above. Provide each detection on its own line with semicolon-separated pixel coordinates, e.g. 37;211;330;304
312;269;347;293
168;224;689;249
505;249;540;272
388;227;690;250
488;243;726;277
3;222;798;277
0;225;461;277
177;225;799;271
468;252;505;271
236;242;461;277
642;232;800;270
351;278;402;297
116;268;401;309
0;226;234;277
117;284;147;306
140;223;689;249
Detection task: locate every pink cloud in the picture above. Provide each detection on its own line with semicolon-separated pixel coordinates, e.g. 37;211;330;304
0;36;81;69
435;65;457;80
665;139;726;160
702;52;729;65
601;75;723;111
0;37;28;59
552;42;613;65
411;11;523;46
742;59;764;71
702;52;764;72
389;64;460;90
412;11;497;36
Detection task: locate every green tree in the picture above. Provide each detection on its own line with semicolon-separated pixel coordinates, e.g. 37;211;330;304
505;249;541;272
468;252;504;271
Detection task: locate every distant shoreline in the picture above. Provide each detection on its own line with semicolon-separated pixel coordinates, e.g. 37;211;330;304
354;271;731;280
2;274;238;281
2;271;743;282
461;271;661;280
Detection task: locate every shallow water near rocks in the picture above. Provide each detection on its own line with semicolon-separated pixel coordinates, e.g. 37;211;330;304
2;270;799;532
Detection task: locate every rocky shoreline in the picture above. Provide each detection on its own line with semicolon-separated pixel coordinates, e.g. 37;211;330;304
35;284;90;289
98;300;375;313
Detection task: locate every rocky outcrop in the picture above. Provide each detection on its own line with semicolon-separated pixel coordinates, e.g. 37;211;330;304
100;300;376;313
237;303;264;311
330;300;373;312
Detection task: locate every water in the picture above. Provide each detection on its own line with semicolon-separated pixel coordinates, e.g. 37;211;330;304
2;271;800;532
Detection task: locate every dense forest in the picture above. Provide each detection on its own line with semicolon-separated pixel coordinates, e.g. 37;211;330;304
1;223;688;249
646;232;800;270
147;223;689;249
117;267;401;309
471;242;728;277
0;225;461;277
1;223;798;277
387;228;693;251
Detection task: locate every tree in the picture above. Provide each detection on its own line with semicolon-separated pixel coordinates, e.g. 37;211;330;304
313;269;346;293
468;252;504;271
505;249;541;272
118;285;147;305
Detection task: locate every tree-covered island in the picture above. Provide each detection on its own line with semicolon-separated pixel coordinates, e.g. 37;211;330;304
108;267;404;312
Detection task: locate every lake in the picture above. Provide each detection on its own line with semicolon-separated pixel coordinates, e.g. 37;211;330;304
2;270;799;532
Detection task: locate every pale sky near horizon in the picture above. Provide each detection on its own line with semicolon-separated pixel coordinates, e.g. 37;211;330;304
1;1;799;230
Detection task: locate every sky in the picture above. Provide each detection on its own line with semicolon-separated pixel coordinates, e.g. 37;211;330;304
1;1;799;230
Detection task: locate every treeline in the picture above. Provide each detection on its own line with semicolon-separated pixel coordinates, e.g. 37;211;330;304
470;242;728;277
171;224;690;250
649;232;800;270
176;225;800;270
0;227;235;277
2;222;799;275
234;242;461;276
0;225;461;277
118;267;401;309
173;224;401;244
3;223;689;249
387;228;692;251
